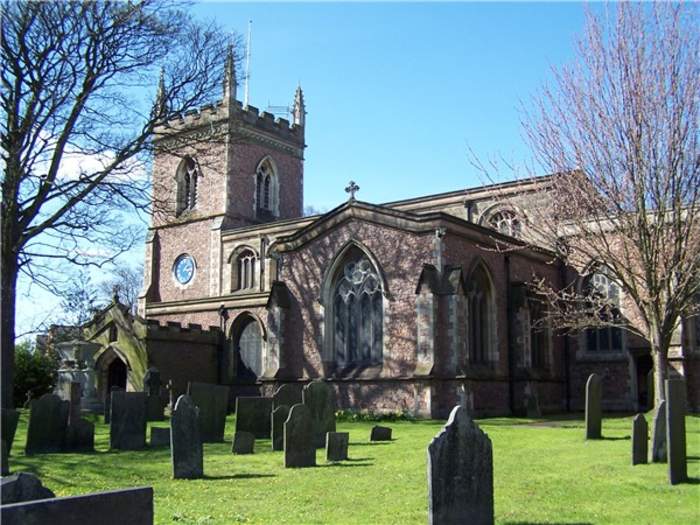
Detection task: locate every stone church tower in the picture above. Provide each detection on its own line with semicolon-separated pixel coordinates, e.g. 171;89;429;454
139;47;306;309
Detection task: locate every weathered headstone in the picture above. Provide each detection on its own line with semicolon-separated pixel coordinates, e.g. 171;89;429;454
235;397;272;439
65;418;95;452
232;431;255;454
104;386;124;424
666;379;687;484
150;427;170;448
110;391;147;450
144;367;164;421
271;405;290;451
1;439;8;476
67;381;82;425
631;413;648;465
1;472;55;504
370;425;392;441
302;380;336;448
326;432;349;462
171;395;203;479
1;486;153;525
187;382;229;442
650;400;667;463
585;373;602;439
1;409;19;455
427;405;494;525
272;383;303;411
25;394;69;454
284;403;316;468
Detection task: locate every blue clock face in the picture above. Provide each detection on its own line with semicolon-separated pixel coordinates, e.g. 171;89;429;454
174;254;195;284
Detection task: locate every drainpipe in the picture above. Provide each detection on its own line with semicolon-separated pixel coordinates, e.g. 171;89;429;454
505;255;515;414
559;261;571;412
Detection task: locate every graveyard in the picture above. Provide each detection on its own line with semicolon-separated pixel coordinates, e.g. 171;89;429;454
4;408;699;524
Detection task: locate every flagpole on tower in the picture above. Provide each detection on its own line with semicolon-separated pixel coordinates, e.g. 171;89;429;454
244;20;252;108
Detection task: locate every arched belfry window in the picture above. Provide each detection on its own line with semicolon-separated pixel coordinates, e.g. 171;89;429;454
175;156;198;215
584;269;623;352
255;158;278;220
488;209;522;238
331;249;384;367
231;248;257;292
467;263;497;364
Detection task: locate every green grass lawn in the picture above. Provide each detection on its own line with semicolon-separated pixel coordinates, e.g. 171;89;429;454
5;411;700;524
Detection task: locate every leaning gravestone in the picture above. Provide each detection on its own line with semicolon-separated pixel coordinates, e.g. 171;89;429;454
1;408;19;455
25;394;69;454
650;400;667;463
284;404;316;468
232;431;255;455
427;405;494;525
272;384;303;411
666;379;687;485
188;382;229;443
171;395;203;479
150;427;170;448
370;425;392;441
110;391;147;450
144;367;164;421
235;397;272;439
302;380;336;448
326;432;349;462
585;373;602;439
104;386;124;424
632;413;648;465
271;405;290;451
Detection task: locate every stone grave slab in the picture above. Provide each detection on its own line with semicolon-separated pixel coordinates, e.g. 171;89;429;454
232;431;255;454
666;379;687;484
235;397;272;439
284;403;316;468
632;413;648;465
109;391;147;450
1;472;55;504
302;380;336;448
370;425;392;441
150;427;170;448
65;418;95;452
326;432;349;462
104;386;124;424
271;405;290;451
171;395;203;479
25;394;69;454
585;373;602;439
650;400;667;463
188;382;229;443
428;405;494;525
272;384;303;411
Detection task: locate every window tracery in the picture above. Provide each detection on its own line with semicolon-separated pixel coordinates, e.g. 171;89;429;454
585;270;623;352
488;210;522;238
175;156;198;215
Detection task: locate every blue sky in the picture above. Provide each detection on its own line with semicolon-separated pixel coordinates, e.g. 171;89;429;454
16;1;591;338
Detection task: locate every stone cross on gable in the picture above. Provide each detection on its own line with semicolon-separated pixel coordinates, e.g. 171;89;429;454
345;181;360;201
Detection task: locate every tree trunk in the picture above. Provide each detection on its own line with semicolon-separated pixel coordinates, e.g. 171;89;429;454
0;238;18;409
652;346;668;408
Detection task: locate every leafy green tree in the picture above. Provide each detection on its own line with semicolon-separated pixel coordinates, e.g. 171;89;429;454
13;340;58;407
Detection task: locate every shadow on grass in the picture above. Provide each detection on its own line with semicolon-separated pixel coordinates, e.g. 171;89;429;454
505;522;593;525
321;462;373;468
349;441;393;446
599;436;630;441
203;473;276;480
683;477;700;485
345;457;372;462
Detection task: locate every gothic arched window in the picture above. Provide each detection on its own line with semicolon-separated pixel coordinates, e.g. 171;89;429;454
255;158;278;220
232;249;256;291
175;156;198;215
468;263;496;364
529;298;548;369
235;316;263;380
584;270;623;352
333;253;383;367
488;210;522;238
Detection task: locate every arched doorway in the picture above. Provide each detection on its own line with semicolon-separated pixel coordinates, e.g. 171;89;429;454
107;358;127;393
234;316;263;381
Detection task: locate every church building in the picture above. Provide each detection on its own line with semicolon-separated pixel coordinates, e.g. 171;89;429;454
132;51;699;418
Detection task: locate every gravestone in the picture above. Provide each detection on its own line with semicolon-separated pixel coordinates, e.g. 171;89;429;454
271;405;290;451
171;395;203;479
326;432;349;462
232;431;255;454
68;381;82;425
1;439;8;476
302;380;336;448
235;397;272;439
370;425;392;441
585;373;602;439
650;400;667;463
284;403;316;468
150;427;170;448
188;382;229;442
1;472;55;504
1;409;19;455
144;367;164;421
65;418;95;452
631;413;648;465
110;391;147;450
25;394;69;454
272;384;303;411
427;405;494;525
104;386;124;424
666;379;687;484
1;486;153;525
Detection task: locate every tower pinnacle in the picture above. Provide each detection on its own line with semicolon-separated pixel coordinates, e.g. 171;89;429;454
293;84;306;128
223;43;237;107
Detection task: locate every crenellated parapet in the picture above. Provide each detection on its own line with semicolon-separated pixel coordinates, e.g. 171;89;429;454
144;318;222;343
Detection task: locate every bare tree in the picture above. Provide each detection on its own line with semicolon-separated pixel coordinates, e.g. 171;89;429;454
98;262;144;314
1;1;238;408
475;4;699;407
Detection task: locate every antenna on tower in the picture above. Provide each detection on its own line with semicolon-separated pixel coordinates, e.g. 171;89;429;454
244;20;252;107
